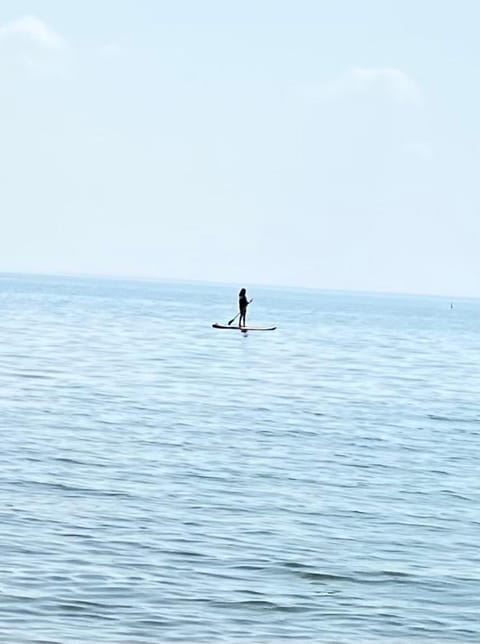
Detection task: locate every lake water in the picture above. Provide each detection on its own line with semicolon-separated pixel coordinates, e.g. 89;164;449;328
1;273;479;643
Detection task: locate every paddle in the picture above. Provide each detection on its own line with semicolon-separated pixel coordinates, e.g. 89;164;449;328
228;299;253;325
228;312;240;326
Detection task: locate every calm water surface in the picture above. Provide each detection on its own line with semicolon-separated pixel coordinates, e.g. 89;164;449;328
0;274;479;643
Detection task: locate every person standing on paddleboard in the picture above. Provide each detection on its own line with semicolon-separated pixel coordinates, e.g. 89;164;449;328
239;288;250;327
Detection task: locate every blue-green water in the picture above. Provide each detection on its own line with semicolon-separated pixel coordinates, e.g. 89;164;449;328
1;274;479;643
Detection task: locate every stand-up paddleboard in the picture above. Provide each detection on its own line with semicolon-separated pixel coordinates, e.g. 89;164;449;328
212;323;276;331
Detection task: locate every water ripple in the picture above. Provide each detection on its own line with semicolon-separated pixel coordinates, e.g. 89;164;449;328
1;276;479;642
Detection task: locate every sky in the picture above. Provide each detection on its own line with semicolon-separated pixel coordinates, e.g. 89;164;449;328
1;0;479;296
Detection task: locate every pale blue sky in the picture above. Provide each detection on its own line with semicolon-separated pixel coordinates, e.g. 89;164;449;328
1;1;479;295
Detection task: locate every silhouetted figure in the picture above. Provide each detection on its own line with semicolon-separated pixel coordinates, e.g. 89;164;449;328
239;288;249;327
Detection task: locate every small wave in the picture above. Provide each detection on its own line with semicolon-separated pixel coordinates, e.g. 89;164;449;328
162;549;206;558
212;599;308;612
55;599;108;613
287;563;414;585
428;414;480;423
10;371;53;380
230;564;268;572
5;480;134;499
133;618;173;627
368;570;412;579
53;457;90;466
439;489;473;501
283;562;353;582
297;571;353;582
351;569;415;585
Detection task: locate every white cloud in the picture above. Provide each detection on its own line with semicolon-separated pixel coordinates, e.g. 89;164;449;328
0;15;66;50
404;141;434;160
351;67;422;104
316;67;422;106
99;42;122;59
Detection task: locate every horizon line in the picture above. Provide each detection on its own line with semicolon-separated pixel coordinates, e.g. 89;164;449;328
0;269;475;301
